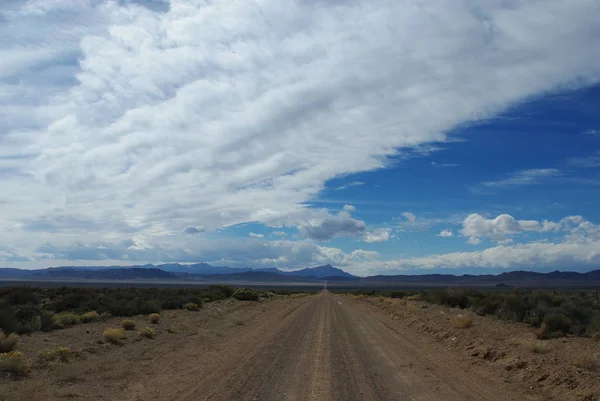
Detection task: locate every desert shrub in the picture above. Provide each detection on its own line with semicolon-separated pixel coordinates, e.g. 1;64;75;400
208;285;234;298
80;311;100;323
40;310;54;332
260;291;277;299
0;330;19;353
103;328;125;344
138;327;155;339
0;351;27;375
454;314;473;329
121;320;136;330
390;291;407;299
542;313;572;336
406;294;422;301
38;347;71;363
100;311;112;321
53;313;80;329
592;331;600;342
232;288;259;301
149;313;160;324
183;302;201;311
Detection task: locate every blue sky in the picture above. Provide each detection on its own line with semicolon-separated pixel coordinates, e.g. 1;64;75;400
1;0;600;276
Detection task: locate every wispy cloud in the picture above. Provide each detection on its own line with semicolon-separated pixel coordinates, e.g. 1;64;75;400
582;129;599;136
334;182;365;190
431;162;460;167
567;152;600;168
481;168;561;188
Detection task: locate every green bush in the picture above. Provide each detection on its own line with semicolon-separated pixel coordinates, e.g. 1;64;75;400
0;330;19;353
232;288;259;301
149;313;160;324
40;311;54;332
0;351;27;375
80;311;100;323
100;311;112;321
183;302;201;311
38;347;71;363
542;313;572;336
121;320;136;330
138;327;156;339
53;313;80;329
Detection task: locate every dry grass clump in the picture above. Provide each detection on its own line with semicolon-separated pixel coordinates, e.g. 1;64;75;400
149;313;161;324
592;331;600;342
80;311;100;323
38;347;71;363
0;351;28;375
0;330;19;353
183;302;200;311
103;328;125;344
138;327;156;339
454;314;473;329
121;320;136;330
523;340;551;354
53;313;80;329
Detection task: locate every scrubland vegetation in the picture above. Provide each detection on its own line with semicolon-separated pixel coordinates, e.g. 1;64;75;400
354;287;600;338
0;285;246;334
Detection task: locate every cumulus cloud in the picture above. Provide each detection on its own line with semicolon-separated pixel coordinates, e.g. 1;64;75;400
298;211;366;241
461;213;542;244
249;232;264;238
460;213;599;244
438;229;454;238
481;169;561;189
363;228;391;243
401;212;416;223
273;231;287;237
1;0;600;266
343;204;356;212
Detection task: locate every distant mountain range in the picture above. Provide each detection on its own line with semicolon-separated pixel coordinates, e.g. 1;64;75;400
1;263;600;287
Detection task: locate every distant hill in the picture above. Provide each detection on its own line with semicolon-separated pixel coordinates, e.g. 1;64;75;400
30;268;176;280
283;264;356;279
2;264;600;287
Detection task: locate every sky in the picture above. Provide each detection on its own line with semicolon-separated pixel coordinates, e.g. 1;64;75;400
1;0;600;276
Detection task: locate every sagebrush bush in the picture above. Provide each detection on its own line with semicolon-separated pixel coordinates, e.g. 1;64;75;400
121;320;136;330
149;313;160;324
40;310;54;332
183;302;200;311
53;313;80;329
232;288;259;301
138;327;155;339
0;330;19;353
103;328;125;344
0;351;27;375
38;347;71;363
100;311;112;321
80;311;100;323
454;314;473;329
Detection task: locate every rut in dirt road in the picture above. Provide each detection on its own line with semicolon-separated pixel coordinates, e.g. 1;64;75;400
176;291;526;401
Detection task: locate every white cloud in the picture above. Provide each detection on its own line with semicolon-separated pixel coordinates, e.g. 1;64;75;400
1;0;600;264
363;228;391;243
481;168;561;188
582;129;599;136
567;152;600;168
273;231;287;237
431;162;459;167
437;229;454;238
249;232;264;238
298;211;366;241
343;204;356;212
461;213;542;244
183;226;204;234
335;182;365;190
401;212;416;223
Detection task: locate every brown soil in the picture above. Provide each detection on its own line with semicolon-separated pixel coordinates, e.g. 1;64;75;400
1;291;598;400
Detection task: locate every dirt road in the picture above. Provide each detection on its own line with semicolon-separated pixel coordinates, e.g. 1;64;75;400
171;290;529;401
5;291;541;401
